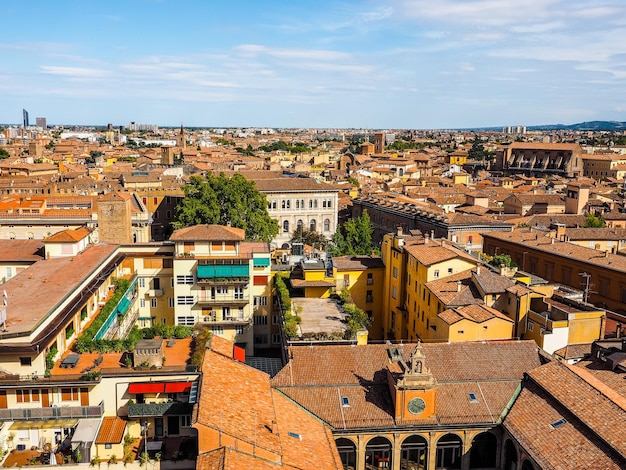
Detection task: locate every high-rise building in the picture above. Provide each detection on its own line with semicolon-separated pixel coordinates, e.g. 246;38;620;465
22;109;29;127
36;117;46;129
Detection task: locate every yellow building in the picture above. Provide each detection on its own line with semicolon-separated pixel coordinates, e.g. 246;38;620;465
525;295;605;354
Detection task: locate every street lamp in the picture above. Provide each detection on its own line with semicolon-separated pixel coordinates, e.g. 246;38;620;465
141;420;149;468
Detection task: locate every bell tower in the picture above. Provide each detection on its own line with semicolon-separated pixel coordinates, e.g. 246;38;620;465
387;343;437;421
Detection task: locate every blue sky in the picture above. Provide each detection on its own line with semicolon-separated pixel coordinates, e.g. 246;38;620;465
2;0;626;129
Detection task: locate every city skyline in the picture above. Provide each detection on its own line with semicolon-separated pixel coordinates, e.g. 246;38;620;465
3;0;626;129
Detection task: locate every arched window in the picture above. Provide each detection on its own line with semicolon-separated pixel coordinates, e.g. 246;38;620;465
436;434;462;469
365;436;392;469
310;219;316;232
297;220;303;229
470;432;497;468
335;438;356;470
504;440;518;470
323;219;331;232
401;435;427;470
283;220;290;233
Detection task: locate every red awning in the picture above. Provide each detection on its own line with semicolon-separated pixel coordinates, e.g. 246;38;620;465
128;383;165;394
164;382;192;393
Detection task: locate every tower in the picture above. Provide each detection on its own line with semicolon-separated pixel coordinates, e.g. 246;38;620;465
96;193;133;244
388;343;438;421
374;132;385;154
22;109;29;128
177;124;186;149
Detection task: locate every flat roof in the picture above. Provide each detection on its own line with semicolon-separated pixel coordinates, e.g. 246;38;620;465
292;298;348;337
0;244;119;337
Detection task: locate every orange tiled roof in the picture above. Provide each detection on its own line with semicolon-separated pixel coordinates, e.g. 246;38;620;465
170;224;245;242
96;417;126;444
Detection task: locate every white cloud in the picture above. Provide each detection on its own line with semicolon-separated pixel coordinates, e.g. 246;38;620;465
40;66;109;79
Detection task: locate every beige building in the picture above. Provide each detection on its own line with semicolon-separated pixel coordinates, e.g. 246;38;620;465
169;224;272;356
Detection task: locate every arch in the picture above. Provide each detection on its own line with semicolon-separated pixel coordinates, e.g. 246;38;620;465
470;432;497;468
521;459;535;470
297;219;303;229
7;232;15;240
401;435;428;470
335;438;356;470
436;433;462;469
504;440;518;470
365;436;392;469
283;220;290;233
323;218;331;232
26;232;34;240
309;219;317;232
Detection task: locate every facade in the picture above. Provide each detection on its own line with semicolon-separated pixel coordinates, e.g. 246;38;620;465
169;224;272;356
494;142;584;178
253;178;340;249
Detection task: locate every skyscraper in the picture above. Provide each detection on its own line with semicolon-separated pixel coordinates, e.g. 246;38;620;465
22;109;29;127
36;117;46;129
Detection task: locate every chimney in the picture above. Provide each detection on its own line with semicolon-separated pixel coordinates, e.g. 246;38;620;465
397;226;403;237
605;250;609;258
271;421;279;434
441;238;445;247
431;230;434;239
457;280;462;292
551;238;555;245
476;265;481;275
424;234;429;244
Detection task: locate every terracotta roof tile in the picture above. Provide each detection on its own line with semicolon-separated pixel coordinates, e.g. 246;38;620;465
170;224;245;242
95;416;126;444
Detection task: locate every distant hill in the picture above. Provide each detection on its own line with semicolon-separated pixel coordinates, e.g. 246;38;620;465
527;121;626;131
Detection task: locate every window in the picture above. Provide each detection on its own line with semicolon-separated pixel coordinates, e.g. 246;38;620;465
234;286;244;299
254;315;267;325
391;286;397;300
366;290;373;303
5;267;11;278
434;270;440;279
367;273;373;285
324;219;330;232
527;321;534;332
177;296;194;305
105;444;112;450
341;397;350;407
16;390;30;403
177;316;195;326
222;307;231;319
310;219;316;232
176;275;193;284
211;326;224;335
393;267;398;279
272;314;279;325
139;278;146;288
448;268;453;274
235;325;245;335
151;298;157;308
550;418;567;429
283;220;290;233
272;333;281;344
216;286;228;294
468;393;478;403
61;388;79;401
181;415;192;427
19;357;32;366
254;334;269;344
140;298;146;308
254;296;268;306
169;298;175;308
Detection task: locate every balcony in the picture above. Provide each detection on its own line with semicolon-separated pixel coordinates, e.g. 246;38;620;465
128;401;193;418
0;401;103;422
147;289;164;297
201;313;249;325
195;294;247;306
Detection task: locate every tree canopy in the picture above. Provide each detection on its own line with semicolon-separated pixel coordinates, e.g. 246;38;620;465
330;210;377;256
583;213;605;228
173;173;279;243
290;225;328;251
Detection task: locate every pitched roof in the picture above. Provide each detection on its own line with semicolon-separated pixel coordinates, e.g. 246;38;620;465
503;361;626;469
272;341;541;430
404;241;477;267
170;224;245;242
44;227;91;243
195;337;341;469
332;256;385;271
95;416;126;444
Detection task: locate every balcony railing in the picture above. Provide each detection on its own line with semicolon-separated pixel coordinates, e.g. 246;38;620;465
0;400;104;421
195;294;247;306
127;401;193;418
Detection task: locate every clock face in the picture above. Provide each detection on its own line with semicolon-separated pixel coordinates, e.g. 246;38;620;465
408;397;426;415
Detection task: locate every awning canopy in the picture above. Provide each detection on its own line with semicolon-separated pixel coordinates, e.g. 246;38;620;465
197;264;249;278
129;381;192;394
70;418;101;446
11;419;77;430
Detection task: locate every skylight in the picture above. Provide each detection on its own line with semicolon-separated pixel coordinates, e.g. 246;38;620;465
342;396;350;407
550;418;567;429
288;431;302;440
468;393;478;403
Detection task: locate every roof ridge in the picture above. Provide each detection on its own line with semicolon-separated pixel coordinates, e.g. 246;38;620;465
565;363;626;412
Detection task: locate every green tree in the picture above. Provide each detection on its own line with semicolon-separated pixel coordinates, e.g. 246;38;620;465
583;213;605;228
173;173;278;243
290;225;328;251
331;211;376;256
0;148;9;160
468;134;488;161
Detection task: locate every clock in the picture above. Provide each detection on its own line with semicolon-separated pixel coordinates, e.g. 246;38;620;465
408;397;426;415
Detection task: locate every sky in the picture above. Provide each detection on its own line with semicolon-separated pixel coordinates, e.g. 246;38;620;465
2;0;626;129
